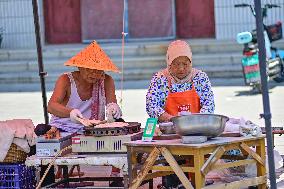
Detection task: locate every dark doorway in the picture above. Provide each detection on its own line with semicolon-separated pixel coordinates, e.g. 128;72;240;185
176;0;215;38
43;0;81;43
81;0;124;41
43;0;215;44
128;0;174;38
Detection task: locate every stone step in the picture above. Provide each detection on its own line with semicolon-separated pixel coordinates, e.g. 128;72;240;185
0;39;244;61
0;56;163;73
0;52;243;74
0;43;165;61
0;51;244;85
0;63;242;84
1;39;283;63
0;78;246;92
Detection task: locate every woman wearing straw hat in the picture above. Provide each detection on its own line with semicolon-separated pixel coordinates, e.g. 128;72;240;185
30;41;124;187
47;41;122;134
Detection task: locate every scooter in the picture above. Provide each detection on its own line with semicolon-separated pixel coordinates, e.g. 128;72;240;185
235;3;284;92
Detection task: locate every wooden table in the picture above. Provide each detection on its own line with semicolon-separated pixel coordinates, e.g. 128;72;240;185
124;136;266;189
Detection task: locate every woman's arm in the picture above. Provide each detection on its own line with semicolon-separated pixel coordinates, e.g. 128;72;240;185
146;73;173;122
158;112;174;122
47;74;72;117
195;72;215;113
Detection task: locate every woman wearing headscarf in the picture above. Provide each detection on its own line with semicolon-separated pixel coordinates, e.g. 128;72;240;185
146;40;215;188
146;40;215;122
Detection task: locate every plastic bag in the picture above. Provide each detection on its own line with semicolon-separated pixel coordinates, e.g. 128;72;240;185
224;117;262;137
240;120;262;137
245;149;282;177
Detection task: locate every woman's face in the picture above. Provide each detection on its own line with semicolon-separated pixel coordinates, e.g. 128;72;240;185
169;56;192;79
78;67;105;83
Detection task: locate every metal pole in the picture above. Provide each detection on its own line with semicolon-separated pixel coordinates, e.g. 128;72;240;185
32;0;49;124
123;0;129;39
171;0;176;38
254;0;276;188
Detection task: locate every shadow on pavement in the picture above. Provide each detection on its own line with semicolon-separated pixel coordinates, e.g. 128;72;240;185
234;86;276;97
233;80;284;96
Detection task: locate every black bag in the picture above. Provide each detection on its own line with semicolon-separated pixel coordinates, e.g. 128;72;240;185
266;22;283;42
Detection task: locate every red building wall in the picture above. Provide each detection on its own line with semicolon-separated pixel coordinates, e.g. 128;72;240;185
44;0;81;43
43;0;215;44
176;0;215;38
128;0;173;38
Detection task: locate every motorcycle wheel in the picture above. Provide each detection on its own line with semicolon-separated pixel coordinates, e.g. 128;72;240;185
273;59;284;83
252;83;262;93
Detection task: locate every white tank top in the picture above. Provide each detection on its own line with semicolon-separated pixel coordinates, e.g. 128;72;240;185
49;72;92;133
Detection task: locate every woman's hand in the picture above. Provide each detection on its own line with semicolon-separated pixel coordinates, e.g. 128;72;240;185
70;109;84;123
106;103;122;122
154;127;163;136
158;112;174;122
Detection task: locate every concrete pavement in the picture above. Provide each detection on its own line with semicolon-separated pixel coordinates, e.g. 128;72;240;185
1;78;283;127
1;78;284;188
1;78;284;149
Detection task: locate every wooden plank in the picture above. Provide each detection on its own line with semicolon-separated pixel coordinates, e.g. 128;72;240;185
212;159;256;171
194;150;205;189
127;146;135;184
166;147;198;155
240;143;265;166
256;139;266;189
239;147;249;156
144;171;173;181
151;165;195;172
188;155;195;187
201;146;226;175
160;147;194;189
129;147;160;189
202;175;267;189
124;136;265;149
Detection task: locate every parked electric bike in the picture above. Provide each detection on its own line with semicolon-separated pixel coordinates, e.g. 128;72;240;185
235;3;284;92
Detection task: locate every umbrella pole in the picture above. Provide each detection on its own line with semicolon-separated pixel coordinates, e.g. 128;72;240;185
32;0;49;124
254;0;276;188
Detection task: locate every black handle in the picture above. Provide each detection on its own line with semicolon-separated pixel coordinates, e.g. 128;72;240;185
234;3;250;8
265;4;280;8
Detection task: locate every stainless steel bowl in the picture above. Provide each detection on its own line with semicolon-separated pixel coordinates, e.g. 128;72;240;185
172;114;229;137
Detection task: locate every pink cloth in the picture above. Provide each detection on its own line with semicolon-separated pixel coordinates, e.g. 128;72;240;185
162;40;198;84
166;40;192;67
0;119;36;161
90;79;106;120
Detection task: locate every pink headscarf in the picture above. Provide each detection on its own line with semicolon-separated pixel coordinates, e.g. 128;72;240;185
159;40;199;84
166;40;192;67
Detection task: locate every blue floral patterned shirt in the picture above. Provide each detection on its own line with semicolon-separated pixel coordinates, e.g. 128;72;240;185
146;70;215;118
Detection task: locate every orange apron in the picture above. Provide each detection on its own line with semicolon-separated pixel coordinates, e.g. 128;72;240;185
164;77;201;116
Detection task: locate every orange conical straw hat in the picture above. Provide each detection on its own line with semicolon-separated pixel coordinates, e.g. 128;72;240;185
64;41;120;73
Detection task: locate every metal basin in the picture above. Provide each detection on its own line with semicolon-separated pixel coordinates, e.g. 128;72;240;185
172;114;229;138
